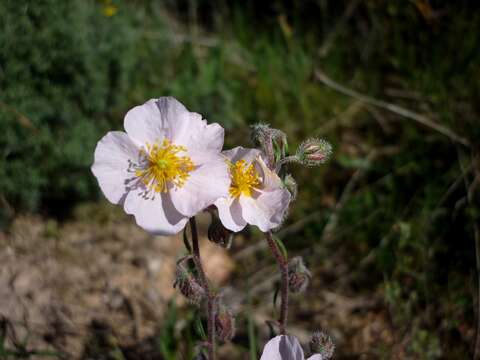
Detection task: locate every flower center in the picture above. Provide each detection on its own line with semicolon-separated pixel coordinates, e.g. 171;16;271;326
135;139;195;193
229;159;261;198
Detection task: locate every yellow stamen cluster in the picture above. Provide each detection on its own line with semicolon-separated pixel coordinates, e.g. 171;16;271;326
229;160;261;198
135;139;195;193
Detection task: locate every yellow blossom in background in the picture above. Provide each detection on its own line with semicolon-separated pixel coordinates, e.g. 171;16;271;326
101;0;118;17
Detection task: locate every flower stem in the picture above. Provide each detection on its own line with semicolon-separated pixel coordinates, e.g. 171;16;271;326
265;231;289;334
275;155;299;173
189;217;216;360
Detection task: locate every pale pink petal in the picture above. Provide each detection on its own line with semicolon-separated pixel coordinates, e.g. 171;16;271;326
123;98;173;146
169;153;230;217
91;131;139;204
179;121;225;153
239;188;291;232
154;97;205;147
123;188;188;235
255;156;283;190
259;187;291;225
142;97;224;152
260;335;305;360
214;197;247;232
222;146;262;163
307;355;324;360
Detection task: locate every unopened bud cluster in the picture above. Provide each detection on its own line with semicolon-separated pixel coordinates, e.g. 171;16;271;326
296;138;332;166
287;256;311;293
174;257;206;305
214;303;235;342
250;123;271;146
251;123;288;168
310;330;335;360
250;123;286;148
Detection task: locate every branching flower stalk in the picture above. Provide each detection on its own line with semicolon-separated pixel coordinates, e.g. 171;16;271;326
92;98;333;358
189;217;217;360
257;127;332;337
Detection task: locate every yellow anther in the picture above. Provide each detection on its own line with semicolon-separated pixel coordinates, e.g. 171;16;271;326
135;139;194;193
229;160;261;198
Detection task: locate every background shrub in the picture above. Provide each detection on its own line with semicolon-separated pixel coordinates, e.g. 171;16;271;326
0;1;479;357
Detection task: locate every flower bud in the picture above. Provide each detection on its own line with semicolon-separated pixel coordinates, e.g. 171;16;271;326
250;123;288;168
310;330;335;360
287;256;311;293
215;304;235;342
174;257;206;306
250;123;272;146
208;214;234;249
296;138;332;166
283;174;298;201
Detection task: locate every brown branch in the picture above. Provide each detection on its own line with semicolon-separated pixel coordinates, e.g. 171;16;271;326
314;69;470;148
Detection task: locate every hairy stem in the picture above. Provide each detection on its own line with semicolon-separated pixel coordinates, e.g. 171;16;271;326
190;217;216;360
265;231;289;334
275;155;299;173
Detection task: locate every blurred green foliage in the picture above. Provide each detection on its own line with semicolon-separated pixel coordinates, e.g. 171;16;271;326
0;0;139;217
1;0;479;358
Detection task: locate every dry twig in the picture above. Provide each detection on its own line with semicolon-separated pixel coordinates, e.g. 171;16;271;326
314;69;470;148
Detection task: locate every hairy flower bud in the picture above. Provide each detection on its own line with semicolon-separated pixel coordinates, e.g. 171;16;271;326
208;213;234;249
215;304;235;342
174;257;206;305
296;138;332;166
310;330;335;359
250;123;288;168
283;174;298;201
287;256;312;293
250;123;272;146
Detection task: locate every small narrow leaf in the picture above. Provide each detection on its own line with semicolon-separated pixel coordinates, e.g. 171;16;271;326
183;226;192;254
194;313;207;340
273;235;288;259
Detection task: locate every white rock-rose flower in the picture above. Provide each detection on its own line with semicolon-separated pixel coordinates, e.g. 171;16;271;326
91;97;230;235
260;335;323;360
214;146;291;232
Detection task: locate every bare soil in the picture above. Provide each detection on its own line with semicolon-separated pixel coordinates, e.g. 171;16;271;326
0;203;393;359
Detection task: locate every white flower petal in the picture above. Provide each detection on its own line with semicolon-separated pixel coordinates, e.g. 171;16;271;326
124;98;173;146
222;146;262;163
260;335;305;360
98;97;228;234
214;197;247;232
179;120;225;153
155;97;205;147
169;153;230;217
239;188;291;232
255;156;283;190
129;97;224;152
123;189;188;235
307;355;324;360
91;131;139;204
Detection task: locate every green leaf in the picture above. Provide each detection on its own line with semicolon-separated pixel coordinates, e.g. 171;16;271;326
194;312;207;340
273;235;288;259
183;226;192;254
